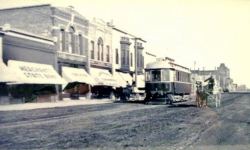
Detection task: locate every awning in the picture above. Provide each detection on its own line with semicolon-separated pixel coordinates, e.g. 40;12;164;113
89;68;118;87
119;72;133;85
7;60;67;84
113;72;126;88
62;66;96;85
0;60;18;82
133;74;145;88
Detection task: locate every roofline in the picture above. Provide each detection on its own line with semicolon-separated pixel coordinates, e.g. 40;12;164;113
0;26;54;42
111;26;146;43
0;4;51;11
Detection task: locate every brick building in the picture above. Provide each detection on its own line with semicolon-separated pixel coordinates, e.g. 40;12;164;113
0;24;66;104
0;4;96;99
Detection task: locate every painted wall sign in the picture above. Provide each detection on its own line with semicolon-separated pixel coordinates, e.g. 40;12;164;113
62;66;96;85
8;60;67;84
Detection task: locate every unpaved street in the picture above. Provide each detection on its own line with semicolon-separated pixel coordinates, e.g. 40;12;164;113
0;93;250;149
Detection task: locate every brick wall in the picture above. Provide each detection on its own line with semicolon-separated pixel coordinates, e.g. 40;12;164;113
0;4;52;38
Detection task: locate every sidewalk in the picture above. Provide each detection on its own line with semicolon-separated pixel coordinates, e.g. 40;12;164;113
0;98;115;111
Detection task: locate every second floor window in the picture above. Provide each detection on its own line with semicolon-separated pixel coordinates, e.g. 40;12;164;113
60;29;64;51
91;41;94;59
131;53;133;67
68;27;75;53
97;37;103;61
116;49;119;64
122;49;125;65
106;46;110;62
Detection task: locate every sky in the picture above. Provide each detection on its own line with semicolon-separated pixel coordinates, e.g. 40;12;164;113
1;0;250;87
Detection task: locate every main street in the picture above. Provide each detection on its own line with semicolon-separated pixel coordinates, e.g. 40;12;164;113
0;93;249;149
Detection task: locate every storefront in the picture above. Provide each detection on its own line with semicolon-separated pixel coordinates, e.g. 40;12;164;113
0;59;18;105
7;60;67;103
62;66;96;99
89;68;118;99
0;25;62;104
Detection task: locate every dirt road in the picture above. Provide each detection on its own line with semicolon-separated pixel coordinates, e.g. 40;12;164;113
0;93;249;149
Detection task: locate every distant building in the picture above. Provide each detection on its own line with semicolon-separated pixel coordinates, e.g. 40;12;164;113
191;63;232;92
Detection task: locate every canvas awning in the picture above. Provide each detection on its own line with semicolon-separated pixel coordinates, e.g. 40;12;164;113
0;60;18;82
119;72;133;85
89;68;118;87
133;74;145;88
113;72;126;88
62;66;96;85
7;60;67;84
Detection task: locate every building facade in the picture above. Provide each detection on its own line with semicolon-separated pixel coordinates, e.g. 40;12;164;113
0;24;66;104
87;18;117;98
0;4;93;99
107;22;146;88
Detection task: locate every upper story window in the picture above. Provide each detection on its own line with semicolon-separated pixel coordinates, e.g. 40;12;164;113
122;49;125;65
60;27;85;55
79;35;83;55
75;35;80;54
97;37;103;61
68;26;75;53
106;46;110;62
91;41;94;59
116;49;119;64
59;29;64;51
131;53;133;67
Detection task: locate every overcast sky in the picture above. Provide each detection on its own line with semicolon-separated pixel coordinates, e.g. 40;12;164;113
1;0;250;87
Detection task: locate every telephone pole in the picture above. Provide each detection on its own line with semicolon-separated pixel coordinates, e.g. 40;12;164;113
131;37;146;87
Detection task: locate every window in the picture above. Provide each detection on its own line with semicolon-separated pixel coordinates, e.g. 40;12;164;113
122;49;125;65
106;46;110;62
98;45;100;60
68;27;75;53
145;70;151;81
162;69;169;81
176;71;180;81
79;35;83;55
75;35;79;54
151;70;161;81
97;37;103;61
116;49;119;64
101;47;103;61
126;51;129;65
59;29;64;51
91;41;94;59
130;53;133;67
140;53;143;67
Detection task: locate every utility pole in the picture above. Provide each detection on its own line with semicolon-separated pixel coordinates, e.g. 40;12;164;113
203;67;205;80
194;61;196;70
131;37;146;87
